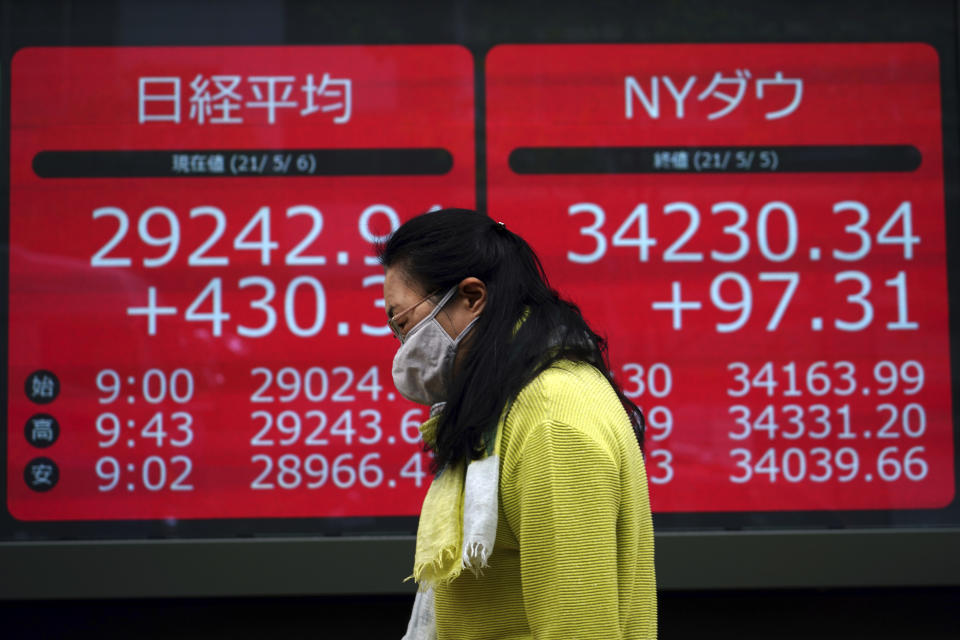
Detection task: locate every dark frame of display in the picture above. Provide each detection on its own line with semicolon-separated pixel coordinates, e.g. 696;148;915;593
1;528;958;598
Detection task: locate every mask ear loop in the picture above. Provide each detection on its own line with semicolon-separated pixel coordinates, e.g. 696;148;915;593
403;285;459;339
444;278;485;342
450;315;480;344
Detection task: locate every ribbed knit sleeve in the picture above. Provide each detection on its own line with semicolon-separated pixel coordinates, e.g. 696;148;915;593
503;418;623;639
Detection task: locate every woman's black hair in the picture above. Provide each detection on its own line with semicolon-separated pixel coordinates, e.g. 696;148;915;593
379;208;645;473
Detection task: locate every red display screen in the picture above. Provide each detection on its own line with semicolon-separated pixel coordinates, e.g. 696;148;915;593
487;44;953;511
8;46;475;520
6;42;955;524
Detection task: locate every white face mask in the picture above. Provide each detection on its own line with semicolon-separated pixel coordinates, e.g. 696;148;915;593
391;286;479;406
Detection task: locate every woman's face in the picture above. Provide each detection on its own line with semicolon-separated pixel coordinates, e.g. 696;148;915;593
383;266;486;344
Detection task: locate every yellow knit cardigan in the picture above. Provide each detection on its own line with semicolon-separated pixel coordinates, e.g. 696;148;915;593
432;360;657;639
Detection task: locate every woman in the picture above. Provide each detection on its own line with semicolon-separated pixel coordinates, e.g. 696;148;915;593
382;209;656;640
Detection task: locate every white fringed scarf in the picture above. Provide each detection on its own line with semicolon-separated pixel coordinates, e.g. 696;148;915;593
402;402;502;640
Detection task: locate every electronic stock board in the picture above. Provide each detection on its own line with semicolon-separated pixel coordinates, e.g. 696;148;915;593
3;0;959;596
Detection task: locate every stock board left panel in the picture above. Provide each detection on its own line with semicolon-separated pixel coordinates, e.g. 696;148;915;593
7;46;475;524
